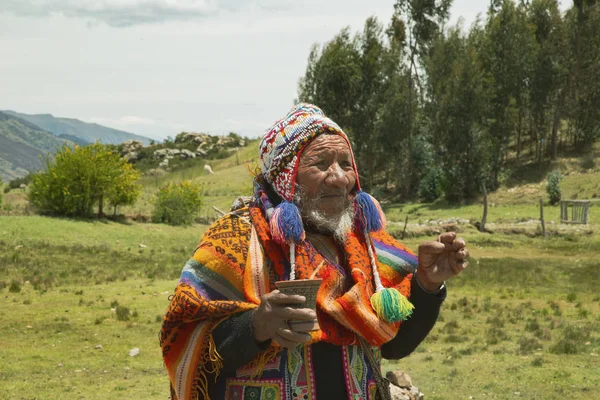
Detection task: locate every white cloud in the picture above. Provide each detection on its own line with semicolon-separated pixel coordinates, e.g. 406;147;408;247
2;0;290;27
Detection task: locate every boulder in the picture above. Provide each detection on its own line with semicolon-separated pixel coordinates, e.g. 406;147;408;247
386;370;412;388
122;140;144;154
123;151;139;162
180;149;196;159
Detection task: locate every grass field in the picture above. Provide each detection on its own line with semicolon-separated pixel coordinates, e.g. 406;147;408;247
1;143;599;399
1;214;599;399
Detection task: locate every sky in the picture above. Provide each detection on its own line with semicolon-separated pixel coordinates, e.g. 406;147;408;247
0;0;573;141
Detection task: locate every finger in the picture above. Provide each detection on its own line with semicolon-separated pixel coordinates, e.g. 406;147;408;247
266;292;307;305
419;241;446;255
438;232;456;245
275;307;317;321
274;334;298;349
452;238;466;251
456;248;469;261
452;260;468;275
276;327;310;346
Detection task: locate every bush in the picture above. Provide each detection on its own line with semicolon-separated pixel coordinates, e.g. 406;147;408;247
546;171;563;205
418;168;443;202
152;181;203;225
116;305;131;321
28;143;141;217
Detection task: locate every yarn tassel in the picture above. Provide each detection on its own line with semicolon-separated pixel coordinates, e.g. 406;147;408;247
355;191;385;233
269;201;305;245
365;228;413;322
370;288;414;323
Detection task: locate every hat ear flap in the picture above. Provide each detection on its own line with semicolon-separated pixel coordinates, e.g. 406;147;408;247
269;201;305;244
354;191;385;233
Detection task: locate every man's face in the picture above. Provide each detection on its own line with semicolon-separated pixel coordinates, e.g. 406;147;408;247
295;134;357;222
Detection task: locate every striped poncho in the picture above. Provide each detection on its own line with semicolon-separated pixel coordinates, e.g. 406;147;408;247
160;205;418;400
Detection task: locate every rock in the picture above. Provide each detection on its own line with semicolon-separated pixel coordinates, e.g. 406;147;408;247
122;140;144;154
14;245;23;250
57;363;63;368
180;149;196;159
153;149;168;159
411;386;424;400
139;244;147;249
238;139;246;147
389;384;411;400
95;344;103;350
19;183;27;189
195;147;208;157
387;370;412;388
204;164;214;174
159;159;169;169
129;348;140;357
123;151;139;162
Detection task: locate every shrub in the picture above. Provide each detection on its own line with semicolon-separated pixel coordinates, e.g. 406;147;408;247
518;336;542;355
116;305;131;321
152;181;203;226
418;168;443;202
550;324;592;354
9;280;21;293
546;171;563;205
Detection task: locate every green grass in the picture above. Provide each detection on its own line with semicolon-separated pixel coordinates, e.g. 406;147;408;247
1;213;599;399
1;141;600;399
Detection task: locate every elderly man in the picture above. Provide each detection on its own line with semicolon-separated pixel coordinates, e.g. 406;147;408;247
161;104;469;400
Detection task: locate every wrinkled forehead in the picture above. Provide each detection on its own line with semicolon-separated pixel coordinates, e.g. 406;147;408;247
300;133;353;161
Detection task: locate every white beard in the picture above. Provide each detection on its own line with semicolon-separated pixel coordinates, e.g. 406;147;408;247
294;187;355;242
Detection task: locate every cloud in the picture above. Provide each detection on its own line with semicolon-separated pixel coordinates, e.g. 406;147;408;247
2;0;289;27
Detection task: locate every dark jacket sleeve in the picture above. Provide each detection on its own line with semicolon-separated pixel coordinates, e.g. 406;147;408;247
381;274;446;360
212;309;272;373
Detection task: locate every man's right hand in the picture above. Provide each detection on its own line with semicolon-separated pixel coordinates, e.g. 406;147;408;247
252;290;316;349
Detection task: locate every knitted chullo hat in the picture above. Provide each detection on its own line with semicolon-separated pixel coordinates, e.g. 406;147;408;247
257;103;414;323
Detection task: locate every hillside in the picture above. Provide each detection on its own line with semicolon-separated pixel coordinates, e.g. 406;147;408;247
2;110;152;146
0;111;70;181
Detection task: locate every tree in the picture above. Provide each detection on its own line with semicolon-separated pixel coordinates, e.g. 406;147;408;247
152;181;203;226
28;143;142;217
482;0;537;187
425;23;492;201
107;162;141;216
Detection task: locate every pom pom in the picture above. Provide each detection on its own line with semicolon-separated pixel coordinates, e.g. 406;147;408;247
269;201;305;244
370;288;414;323
355;191;385;232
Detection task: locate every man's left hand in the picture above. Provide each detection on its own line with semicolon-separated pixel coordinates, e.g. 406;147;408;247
417;232;469;292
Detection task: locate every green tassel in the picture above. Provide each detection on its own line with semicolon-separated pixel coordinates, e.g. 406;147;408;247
370;288;414;323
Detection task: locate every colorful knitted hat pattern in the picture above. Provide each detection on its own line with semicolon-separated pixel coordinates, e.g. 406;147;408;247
258;103;360;202
255;104;414;323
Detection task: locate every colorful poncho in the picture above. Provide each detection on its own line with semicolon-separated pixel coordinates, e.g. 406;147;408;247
160;205;418;400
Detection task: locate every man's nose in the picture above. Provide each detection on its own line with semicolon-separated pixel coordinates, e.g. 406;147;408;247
325;162;347;188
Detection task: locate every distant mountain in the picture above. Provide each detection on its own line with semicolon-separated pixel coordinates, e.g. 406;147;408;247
2;110;152;146
0;111;70;181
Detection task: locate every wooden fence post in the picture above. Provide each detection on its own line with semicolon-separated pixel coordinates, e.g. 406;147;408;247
401;215;409;239
481;183;488;233
540;198;546;238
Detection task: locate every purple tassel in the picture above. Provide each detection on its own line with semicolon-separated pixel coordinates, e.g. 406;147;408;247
355;191;384;232
269;201;305;244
